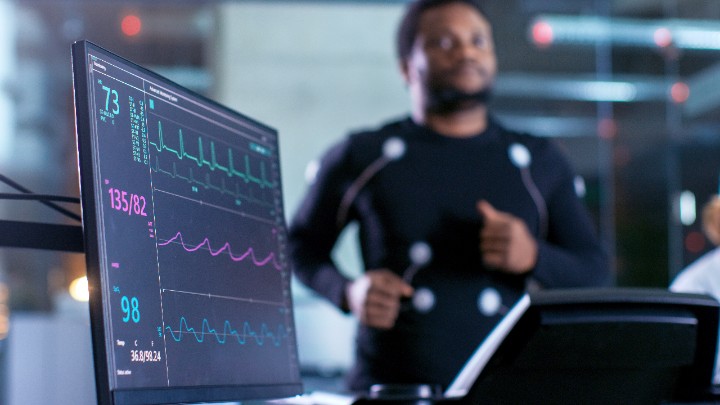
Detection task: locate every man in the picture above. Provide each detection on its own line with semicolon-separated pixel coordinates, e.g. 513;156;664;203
670;195;720;385
288;0;610;390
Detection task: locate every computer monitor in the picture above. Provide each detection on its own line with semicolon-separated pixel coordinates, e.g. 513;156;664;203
443;288;719;405
72;40;302;405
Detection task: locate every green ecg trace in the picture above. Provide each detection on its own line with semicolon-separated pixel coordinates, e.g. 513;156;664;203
149;121;276;190
152;157;273;207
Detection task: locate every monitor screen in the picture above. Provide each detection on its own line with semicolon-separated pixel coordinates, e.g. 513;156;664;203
445;288;719;404
72;40;302;405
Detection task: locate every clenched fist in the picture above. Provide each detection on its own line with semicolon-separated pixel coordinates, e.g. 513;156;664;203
477;200;538;274
345;269;414;329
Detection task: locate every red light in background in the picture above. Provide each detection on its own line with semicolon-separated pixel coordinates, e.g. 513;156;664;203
685;231;706;254
531;20;554;48
598;118;618;140
654;27;673;48
671;82;690;104
613;144;632;168
121;14;142;37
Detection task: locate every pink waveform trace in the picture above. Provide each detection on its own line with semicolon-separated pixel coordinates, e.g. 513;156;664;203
158;231;281;270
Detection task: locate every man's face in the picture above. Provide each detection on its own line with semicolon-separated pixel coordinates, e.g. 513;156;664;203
403;2;497;110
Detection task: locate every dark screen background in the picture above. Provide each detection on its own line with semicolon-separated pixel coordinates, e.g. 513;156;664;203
80;45;301;391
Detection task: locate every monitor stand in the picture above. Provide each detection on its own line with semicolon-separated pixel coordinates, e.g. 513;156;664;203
0;219;83;252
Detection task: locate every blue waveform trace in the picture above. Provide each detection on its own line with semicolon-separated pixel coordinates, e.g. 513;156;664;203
165;317;288;347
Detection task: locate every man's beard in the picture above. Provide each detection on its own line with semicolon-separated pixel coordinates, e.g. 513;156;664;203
426;85;493;115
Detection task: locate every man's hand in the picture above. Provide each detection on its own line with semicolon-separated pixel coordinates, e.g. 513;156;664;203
477;200;538;274
345;269;414;329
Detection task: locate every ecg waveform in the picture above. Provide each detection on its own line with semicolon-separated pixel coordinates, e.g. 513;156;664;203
158;231;282;270
149;121;276;189
165;317;288;346
152;157;273;207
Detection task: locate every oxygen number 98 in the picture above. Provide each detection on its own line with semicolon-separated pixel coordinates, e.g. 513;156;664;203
120;296;140;323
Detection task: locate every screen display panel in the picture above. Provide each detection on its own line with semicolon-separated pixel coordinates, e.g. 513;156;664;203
72;40;302;405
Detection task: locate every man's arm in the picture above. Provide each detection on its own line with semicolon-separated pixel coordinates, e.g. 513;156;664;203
476;136;610;288
531;178;611;288
288;137;413;329
288;141;354;308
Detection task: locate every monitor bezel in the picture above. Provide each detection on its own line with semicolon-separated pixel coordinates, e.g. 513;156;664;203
71;39;303;405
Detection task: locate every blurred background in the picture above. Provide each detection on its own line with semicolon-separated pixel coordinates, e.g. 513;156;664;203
0;0;719;403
